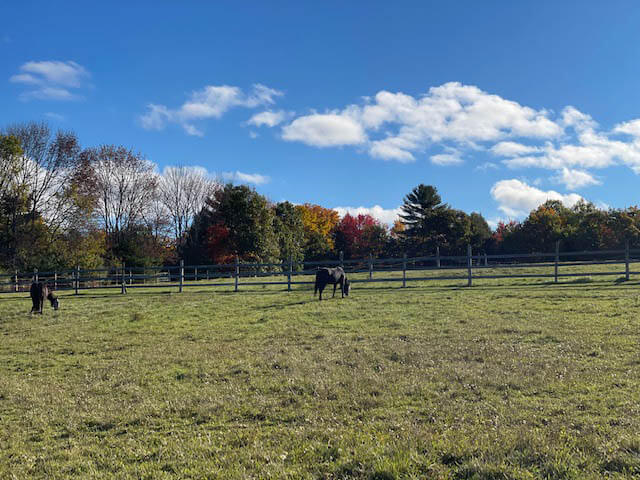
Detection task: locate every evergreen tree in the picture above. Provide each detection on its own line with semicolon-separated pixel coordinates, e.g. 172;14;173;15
399;184;455;254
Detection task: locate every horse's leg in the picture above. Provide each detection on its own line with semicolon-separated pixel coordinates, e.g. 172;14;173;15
319;285;324;301
332;283;337;298
340;278;344;298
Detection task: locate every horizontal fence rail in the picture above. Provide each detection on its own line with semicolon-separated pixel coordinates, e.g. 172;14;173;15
2;241;639;296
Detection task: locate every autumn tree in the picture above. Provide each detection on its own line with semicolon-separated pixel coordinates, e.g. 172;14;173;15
295;203;339;260
181;185;280;265
333;214;388;258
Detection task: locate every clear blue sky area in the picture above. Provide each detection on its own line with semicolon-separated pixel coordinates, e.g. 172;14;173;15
3;1;640;226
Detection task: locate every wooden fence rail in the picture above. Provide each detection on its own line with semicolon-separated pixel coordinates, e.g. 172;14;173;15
2;242;639;295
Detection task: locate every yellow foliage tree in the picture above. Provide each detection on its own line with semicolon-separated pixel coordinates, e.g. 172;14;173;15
295;203;340;249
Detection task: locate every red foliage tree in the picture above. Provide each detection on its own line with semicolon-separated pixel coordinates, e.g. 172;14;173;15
334;214;386;258
205;223;234;264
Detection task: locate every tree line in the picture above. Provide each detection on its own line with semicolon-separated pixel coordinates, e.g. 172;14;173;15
2;121;639;272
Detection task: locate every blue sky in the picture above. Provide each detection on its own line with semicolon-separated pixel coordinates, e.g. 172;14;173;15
3;1;640;226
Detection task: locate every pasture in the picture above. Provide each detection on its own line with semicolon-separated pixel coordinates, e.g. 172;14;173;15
1;271;639;479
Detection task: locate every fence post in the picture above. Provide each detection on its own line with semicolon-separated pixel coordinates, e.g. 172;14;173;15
179;260;184;293
436;246;441;268
339;251;344;269
129;269;132;286
287;255;292;292
484;252;488;267
121;264;127;294
234;255;239;292
34;268;38;283
75;265;80;295
467;244;472;287
554;240;560;283
14;270;18;292
369;253;373;280
54;271;57;290
402;253;407;288
625;240;630;281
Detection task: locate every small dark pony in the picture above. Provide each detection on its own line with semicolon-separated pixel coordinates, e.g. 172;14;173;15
30;282;59;314
314;267;350;301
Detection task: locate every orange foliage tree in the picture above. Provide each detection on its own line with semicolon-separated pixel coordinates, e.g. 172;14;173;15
295;203;340;254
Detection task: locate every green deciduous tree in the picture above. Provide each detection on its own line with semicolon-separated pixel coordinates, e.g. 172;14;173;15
273;201;304;267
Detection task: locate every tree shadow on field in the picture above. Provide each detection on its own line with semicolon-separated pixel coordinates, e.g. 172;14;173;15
260;300;315;309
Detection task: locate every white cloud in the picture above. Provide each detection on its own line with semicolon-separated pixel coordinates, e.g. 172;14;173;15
486;217;504;230
430;152;463;166
247;110;289;128
476;162;499;171
10;60;89;101
280;82;562;162
561;106;597;132
333;205;402;225
44;112;65;121
490;179;583;217
369;137;415;162
614;119;640;137
282;113;366;147
222;171;270;185
139;104;172;131
139;84;283;136
502;130;640;172
491;141;541;157
553;167;601;190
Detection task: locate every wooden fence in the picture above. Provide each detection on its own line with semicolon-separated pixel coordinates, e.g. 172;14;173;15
1;241;639;295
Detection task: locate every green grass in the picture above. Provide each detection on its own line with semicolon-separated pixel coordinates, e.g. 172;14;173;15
1;270;639;479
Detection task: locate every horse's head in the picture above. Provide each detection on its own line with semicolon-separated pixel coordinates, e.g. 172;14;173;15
48;293;59;310
344;278;351;296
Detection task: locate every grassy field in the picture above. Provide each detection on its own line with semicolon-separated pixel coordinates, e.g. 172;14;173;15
1;270;639;479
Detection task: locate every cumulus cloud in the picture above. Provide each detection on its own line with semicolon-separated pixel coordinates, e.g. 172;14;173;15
491;141;541;157
281;82;562;162
614;119;640;137
139;84;283;136
431;152;463;166
138;81;640;195
490;179;583;217
553;167;601;190
221;171;270;185
247;110;290;128
272;85;640;197
561;106;597;131
281;113;366;147
502;128;640;173
10;60;90;101
369;137;416;162
333;205;402;225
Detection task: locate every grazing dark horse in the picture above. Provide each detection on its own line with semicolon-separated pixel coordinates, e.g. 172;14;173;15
314;267;350;301
30;282;59;314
